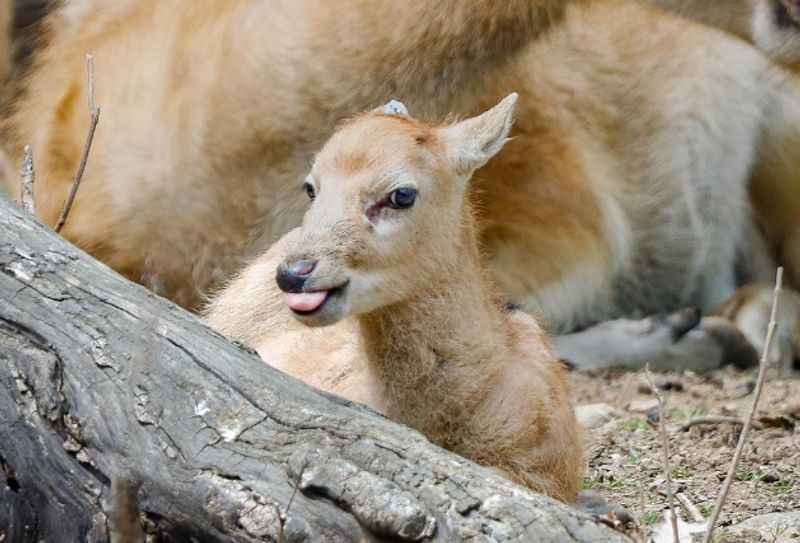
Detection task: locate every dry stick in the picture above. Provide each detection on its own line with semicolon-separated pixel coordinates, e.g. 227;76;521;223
19;145;35;215
55;53;100;234
679;416;764;432
676;492;705;524
702;267;783;543
644;364;679;543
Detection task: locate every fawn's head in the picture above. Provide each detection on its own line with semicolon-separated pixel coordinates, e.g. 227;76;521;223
277;93;518;326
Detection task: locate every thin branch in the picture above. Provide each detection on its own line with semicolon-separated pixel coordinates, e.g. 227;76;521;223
702;267;783;543
19;145;35;215
55;53;100;234
676;492;704;523
679;416;763;432
644;363;679;543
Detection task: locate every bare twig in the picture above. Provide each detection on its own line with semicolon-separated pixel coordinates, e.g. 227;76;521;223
55;53;100;234
703;267;783;543
19;145;35;215
676;492;705;523
680;416;763;432
644;364;679;543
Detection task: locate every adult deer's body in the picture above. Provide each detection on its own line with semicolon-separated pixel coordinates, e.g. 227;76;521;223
209;0;800;376
644;2;800;319
206;96;584;502
648;0;800;68
1;0;574;310
8;0;800;369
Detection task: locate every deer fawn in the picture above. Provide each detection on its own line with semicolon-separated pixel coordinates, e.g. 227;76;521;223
206;95;584;502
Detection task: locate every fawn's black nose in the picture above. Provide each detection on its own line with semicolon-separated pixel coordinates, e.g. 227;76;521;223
276;259;317;293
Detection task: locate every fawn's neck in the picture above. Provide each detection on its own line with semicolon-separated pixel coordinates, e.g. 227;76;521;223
356;230;508;433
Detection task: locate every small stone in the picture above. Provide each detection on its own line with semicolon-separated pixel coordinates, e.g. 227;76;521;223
62;436;82;453
721;403;739;415
76;449;92;465
727;512;800;541
760;471;780;484
729;380;756;399
628;399;658;413
576;403;624;430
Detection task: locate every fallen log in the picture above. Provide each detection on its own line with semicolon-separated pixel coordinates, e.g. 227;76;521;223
0;196;629;542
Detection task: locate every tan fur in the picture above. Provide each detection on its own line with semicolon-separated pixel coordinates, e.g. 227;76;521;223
644;0;800;307
1;0;576;310
461;1;800;342
646;0;800;67
0;1;10;87
0;1;13;189
206;97;584;502
10;0;800;355
205;0;800;340
466;1;783;331
646;0;758;41
209;0;800;373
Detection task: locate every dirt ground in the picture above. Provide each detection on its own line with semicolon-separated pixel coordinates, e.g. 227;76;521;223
571;366;799;542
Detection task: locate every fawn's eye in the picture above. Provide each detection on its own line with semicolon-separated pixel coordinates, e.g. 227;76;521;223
304;181;316;200
387;187;417;209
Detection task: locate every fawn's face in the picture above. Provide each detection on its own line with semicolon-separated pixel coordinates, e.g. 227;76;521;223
277;95;518;326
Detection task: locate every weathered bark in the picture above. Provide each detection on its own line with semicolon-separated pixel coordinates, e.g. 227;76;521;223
0;196;629;543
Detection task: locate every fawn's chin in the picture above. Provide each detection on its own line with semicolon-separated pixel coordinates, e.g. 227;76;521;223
287;284;349;327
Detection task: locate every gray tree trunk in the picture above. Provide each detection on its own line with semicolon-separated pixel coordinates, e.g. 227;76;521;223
0;197;629;542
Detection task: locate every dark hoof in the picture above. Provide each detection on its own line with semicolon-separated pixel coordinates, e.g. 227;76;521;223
663;307;701;341
700;317;760;369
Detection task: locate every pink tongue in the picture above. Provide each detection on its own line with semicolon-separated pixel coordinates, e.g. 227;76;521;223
285;291;329;312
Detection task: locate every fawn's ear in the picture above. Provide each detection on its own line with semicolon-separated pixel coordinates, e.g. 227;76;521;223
441;92;517;176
